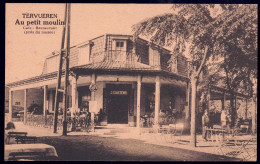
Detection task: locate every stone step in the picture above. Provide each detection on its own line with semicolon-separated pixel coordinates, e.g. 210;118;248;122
94;125;138;134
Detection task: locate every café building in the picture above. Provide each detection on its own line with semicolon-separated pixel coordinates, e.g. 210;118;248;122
8;34;249;131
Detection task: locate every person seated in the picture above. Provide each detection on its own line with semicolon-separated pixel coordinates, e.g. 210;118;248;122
5;122;16;144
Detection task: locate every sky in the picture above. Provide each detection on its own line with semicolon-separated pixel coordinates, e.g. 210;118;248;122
5;3;173;84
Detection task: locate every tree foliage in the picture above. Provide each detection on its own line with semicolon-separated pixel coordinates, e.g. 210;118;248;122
132;4;257;145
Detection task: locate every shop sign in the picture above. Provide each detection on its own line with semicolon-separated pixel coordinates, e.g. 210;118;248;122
89;83;97;92
110;90;127;95
89;101;98;113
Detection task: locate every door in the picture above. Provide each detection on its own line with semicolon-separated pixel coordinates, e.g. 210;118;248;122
107;94;128;124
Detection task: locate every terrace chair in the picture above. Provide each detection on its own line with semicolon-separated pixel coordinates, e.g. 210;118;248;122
217;134;255;160
239;135;257;161
169;123;184;143
232;125;249;137
158;125;174;143
239;125;249;134
212;125;226;142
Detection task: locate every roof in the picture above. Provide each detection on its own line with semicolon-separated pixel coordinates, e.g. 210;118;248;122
6;72;59;88
71;61;161;72
71;61;189;82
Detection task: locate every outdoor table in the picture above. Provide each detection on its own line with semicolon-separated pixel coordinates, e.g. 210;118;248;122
159;125;176;133
5;143;58;161
207;128;226;142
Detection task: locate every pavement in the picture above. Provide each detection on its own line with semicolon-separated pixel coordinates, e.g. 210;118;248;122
9;121;257;161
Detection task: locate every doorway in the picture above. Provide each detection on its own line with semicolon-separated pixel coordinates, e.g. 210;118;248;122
106;84;131;124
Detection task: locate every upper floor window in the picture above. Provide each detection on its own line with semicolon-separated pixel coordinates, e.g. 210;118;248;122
112;39;127;61
116;41;124;48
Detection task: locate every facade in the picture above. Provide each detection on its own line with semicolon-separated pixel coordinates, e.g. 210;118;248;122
6;34;190;129
6;34;254;132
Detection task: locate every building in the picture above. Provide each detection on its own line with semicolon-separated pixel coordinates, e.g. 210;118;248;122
6;34;254;132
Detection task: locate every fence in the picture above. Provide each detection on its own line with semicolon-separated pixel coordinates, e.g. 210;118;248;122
26;114;72;131
25;114;91;132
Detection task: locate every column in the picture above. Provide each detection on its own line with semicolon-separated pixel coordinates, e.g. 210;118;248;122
43;85;48;125
184;82;190;131
90;73;96;127
136;75;141;128
252;98;257;133
9;90;13;122
245;98;248;119
24;89;27;124
71;75;78;109
223;92;226;110
154;75;160;126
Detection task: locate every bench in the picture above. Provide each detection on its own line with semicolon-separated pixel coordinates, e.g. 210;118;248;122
7;132;28;143
15;136;37;144
8;132;27;138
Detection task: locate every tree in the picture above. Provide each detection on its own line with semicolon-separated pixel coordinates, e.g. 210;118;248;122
203;4;257;127
132;4;257;147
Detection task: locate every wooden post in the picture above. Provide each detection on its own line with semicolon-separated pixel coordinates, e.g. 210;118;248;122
251;98;256;133
53;3;68;133
24;89;27;124
190;78;197;147
223;93;226;110
136;75;141;128
62;3;71;136
9;90;13;122
71;75;78;109
184;82;190;131
43;85;48;125
154;75;160;126
91;73;96;130
245;98;248;119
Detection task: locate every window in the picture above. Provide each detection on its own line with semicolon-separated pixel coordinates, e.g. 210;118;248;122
116;41;124;48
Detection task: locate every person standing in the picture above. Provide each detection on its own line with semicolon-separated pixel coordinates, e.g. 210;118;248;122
226;110;231;133
202;110;210;141
5;122;16;144
221;109;227;128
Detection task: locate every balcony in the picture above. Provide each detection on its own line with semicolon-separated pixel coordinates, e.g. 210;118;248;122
90;50;139;63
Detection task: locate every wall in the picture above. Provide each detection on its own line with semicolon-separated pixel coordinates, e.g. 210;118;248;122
94;82;104;113
13;90;24;108
42;36;105;75
48;90;54;112
90;35;105;63
136;38;149;64
149;46;161;67
177;54;188;76
5;87;9;112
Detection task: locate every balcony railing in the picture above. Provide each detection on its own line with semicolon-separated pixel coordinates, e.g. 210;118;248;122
90;50;139;63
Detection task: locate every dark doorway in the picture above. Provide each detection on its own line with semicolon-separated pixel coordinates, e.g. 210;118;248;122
107;94;128;123
106;84;131;124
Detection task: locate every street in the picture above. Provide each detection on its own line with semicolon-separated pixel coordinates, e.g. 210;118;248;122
37;135;239;161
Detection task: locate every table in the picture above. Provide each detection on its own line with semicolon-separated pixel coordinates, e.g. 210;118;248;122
207;128;226;142
5;143;58;161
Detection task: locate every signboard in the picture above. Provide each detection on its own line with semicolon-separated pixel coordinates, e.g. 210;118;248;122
110;91;127;95
89;101;98;113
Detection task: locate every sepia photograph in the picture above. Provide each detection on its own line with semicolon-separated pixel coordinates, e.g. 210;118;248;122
5;3;257;161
